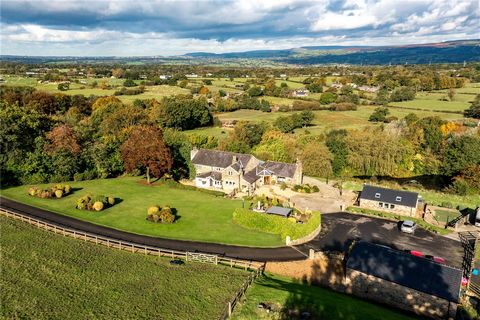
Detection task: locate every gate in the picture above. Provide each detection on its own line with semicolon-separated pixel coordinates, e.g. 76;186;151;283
186;252;218;265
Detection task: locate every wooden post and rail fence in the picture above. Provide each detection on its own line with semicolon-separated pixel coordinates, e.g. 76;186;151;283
0;208;263;271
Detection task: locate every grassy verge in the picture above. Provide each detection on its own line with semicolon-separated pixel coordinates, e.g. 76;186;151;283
232;209;321;241
434;209;459;223
347;206;450;235
0;215;247;320
232;273;419;320
0;177;283;247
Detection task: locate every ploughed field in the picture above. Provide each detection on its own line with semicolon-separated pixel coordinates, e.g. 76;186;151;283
0;177;284;246
0;215;248;320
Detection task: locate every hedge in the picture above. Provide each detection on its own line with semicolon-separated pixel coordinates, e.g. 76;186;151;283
232;208;321;241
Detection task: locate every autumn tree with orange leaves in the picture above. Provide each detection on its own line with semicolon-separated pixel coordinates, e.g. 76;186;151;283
120;125;172;184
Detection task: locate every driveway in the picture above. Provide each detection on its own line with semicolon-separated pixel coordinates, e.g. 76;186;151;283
297;212;464;268
0;197;464;267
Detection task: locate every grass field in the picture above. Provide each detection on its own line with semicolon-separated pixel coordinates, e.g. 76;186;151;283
0;177;283;247
232;273;418;320
216;105;463;135
185;126;232;139
0;215;247;320
389;99;470;112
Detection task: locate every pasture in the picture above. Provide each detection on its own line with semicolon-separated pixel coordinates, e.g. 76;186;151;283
0;215;247;320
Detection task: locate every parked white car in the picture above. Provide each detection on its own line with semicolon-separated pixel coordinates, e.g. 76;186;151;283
400;220;417;234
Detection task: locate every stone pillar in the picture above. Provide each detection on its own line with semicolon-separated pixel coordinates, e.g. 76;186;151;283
286;236;291;246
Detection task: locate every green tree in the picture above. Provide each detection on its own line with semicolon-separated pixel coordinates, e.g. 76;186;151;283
369;107;390;122
300;143;333;177
464;94;480;119
442;136;480;176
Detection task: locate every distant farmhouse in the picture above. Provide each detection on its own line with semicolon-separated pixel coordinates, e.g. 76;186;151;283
291;88;309;97
358;185;420;217
190;148;303;194
347;242;462;319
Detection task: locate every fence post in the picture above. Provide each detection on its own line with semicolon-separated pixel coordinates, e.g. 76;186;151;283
227;302;232;318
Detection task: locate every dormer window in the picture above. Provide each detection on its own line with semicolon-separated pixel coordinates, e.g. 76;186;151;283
374;193;381;199
396;196;402;202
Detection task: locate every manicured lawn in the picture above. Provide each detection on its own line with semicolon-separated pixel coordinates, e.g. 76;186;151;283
0;215;247;320
0;177;283;246
232;273;418;320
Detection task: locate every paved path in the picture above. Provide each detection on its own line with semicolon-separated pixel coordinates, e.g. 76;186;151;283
0;197;464;267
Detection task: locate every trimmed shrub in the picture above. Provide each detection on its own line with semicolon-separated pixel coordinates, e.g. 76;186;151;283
93;201;104;211
147;205;176;224
54;190;63;198
108;197;115;205
147;206;160;216
312;185;320;193
76;194;116;212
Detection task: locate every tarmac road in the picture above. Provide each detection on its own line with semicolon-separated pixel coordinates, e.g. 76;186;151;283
0;197;463;267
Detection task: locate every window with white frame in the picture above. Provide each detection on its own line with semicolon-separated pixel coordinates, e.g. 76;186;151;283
396;196;402;202
375;193;381;199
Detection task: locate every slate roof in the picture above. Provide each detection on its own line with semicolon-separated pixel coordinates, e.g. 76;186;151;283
360;185;419;208
196;171;222;181
347;241;462;302
266;206;292;217
243;169;260;184
259;161;297;178
192;149;252;168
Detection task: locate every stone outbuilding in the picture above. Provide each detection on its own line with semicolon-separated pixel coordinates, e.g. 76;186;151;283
358;184;420;217
346;241;462;319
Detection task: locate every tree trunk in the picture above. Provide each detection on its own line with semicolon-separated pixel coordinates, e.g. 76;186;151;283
146;167;150;184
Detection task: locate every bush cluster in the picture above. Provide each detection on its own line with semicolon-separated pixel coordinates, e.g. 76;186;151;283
76;194;115;211
232;208;321;241
146;206;176;223
292;184;319;193
250;194;285;209
28;184;72;199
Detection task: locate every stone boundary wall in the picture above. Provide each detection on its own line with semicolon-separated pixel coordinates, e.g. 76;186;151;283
347;269;458;320
287;213;322;246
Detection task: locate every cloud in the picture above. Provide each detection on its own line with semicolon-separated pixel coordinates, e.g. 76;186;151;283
0;0;478;56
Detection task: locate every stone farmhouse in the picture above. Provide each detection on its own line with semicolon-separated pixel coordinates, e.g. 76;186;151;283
347;241;462;319
358;185;420;217
190;148;303;194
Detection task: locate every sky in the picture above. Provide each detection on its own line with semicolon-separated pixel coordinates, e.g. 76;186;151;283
1;0;479;56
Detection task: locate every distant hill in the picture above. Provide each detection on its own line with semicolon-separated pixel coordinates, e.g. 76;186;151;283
183;40;480;64
2;39;478;65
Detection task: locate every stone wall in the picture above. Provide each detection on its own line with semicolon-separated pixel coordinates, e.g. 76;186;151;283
346;269;458;319
359;198;416;217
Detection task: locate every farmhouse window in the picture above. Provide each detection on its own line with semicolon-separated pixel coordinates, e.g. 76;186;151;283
375;193;381;199
396;196;402;202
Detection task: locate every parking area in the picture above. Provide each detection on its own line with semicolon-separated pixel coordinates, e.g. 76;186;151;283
299;212;464;268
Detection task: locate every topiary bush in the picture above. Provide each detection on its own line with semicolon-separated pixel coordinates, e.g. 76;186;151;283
76;194;116;212
28;184;73;199
146;205;176;224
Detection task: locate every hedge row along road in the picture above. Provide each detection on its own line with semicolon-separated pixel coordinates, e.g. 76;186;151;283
0;197;310;262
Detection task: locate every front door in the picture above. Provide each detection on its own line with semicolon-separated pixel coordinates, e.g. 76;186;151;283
263;176;271;185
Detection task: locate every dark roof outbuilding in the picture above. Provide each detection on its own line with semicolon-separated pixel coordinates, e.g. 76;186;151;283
347;241;462;302
192;149;252;168
359;185;419;208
